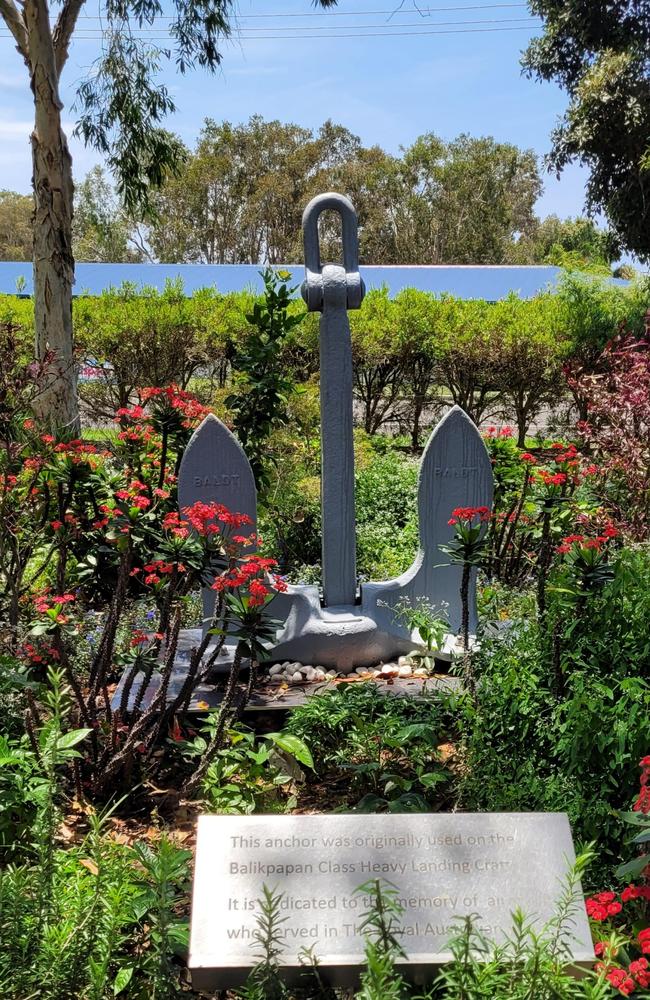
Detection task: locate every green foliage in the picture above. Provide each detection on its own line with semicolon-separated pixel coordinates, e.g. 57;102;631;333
3;270;647;458
238;858;607;1000
387;596;448;670
226;269;301;490
355;450;419;581
522;3;650;259
286;684;453;812
73;167;144;264
460;546;650;879
149;116;361;265
73;281;230;417
508;214;620;272
181;723;313;814
356;880;406;1000
0;667;190;999
0;190;32;263
0;824;190;1000
245;885;289;1000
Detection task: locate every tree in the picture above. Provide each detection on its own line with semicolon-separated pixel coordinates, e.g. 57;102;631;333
349;289;406;435
149;116;360;264
436;298;503;424
0;0;337;431
149;121;542;267
398;133;541;264
508;214;620;272
73;167;145;263
0;191;33;262
393;289;442;450
491;293;568;445
522;1;650;260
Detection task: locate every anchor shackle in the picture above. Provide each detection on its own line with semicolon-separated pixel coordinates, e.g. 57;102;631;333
301;192;365;312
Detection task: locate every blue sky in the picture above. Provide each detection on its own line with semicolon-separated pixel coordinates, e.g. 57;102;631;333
0;0;587;220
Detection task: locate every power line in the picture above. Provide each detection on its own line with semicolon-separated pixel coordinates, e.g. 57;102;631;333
41;15;540;33
72;2;531;17
1;23;541;40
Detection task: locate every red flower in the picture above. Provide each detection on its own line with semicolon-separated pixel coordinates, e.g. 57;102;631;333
449;506;491;524
633;756;650;814
638;929;650;954
248;578;270;606
537;470;567;487
606;968;627;989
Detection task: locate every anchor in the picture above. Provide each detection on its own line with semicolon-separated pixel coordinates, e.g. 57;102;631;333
177;192;494;673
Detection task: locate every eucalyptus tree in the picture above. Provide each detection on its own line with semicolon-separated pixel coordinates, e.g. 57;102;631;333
0;0;337;429
149;116;361;265
0;191;33;262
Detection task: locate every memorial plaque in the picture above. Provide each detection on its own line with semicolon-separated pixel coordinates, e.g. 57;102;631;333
189;812;593;989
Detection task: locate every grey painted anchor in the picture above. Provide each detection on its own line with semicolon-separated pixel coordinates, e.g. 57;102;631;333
177;192;493;672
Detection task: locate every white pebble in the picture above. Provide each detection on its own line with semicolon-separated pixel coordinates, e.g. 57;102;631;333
291;671;304;684
398;665;412;678
398;655;413;668
269;663;284;676
313;668;326;681
269;675;284;685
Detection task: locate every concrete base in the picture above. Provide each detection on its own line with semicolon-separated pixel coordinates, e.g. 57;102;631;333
262;584;471;673
111;659;462;714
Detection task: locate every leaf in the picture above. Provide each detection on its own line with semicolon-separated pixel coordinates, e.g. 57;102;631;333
57;728;92;750
266;733;314;769
113;967;134;995
393;723;435;744
615;853;649;879
80;858;99;875
420;771;449;788
354;793;386;813
619;810;650;827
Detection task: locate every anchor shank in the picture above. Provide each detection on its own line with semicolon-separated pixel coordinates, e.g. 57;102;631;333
319;299;357;606
301;192;365;607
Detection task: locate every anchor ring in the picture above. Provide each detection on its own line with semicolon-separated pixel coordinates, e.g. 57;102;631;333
301;192;365;312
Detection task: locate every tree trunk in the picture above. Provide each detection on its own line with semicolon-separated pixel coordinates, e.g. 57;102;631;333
27;3;79;433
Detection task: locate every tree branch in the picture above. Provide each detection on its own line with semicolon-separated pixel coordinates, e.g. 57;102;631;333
0;0;29;62
52;0;85;75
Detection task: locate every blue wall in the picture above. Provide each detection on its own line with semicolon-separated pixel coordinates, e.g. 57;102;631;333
0;261;615;300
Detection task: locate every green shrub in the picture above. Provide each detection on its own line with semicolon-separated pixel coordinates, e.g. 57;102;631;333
355;451;419;581
460;547;650;880
73;281;233;418
286;683;455;812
